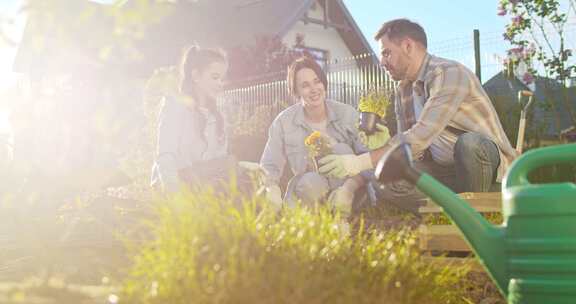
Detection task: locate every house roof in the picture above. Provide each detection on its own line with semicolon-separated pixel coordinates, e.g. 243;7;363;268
130;0;377;71
14;0;375;76
483;71;576;137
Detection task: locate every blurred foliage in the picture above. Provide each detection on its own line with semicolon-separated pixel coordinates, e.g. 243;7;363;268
120;187;474;304
226;34;309;86
227;102;289;138
16;0;174;67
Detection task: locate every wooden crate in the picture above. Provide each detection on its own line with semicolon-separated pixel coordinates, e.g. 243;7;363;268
418;192;501;253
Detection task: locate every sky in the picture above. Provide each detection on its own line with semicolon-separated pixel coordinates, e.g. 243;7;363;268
343;0;510;80
344;0;507;52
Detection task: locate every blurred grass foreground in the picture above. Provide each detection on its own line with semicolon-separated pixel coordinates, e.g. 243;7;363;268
119;185;471;304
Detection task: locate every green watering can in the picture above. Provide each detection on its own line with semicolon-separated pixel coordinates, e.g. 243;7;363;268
375;142;576;303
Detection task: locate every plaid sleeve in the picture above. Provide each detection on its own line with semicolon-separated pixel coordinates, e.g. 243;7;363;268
390;65;469;155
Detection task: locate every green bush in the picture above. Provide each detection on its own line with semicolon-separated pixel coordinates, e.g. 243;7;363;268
121;187;471;304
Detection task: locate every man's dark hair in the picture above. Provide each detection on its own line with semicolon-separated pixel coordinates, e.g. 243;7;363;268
286;56;328;97
374;18;427;48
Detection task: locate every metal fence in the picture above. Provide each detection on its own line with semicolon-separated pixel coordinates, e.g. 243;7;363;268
219;53;393;138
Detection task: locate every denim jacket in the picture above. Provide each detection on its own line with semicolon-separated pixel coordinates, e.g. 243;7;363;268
260;100;368;185
151;97;227;192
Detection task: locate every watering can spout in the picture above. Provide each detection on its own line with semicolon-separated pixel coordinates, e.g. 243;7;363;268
375;142;508;293
377;142;576;301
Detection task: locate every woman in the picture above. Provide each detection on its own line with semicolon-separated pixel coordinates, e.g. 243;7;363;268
260;56;369;213
151;46;233;193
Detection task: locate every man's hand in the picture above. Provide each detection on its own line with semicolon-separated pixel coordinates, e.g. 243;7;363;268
359;123;390;150
318;153;373;179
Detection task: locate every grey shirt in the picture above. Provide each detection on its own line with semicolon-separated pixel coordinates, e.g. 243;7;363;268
151;97;227;193
260;100;369;185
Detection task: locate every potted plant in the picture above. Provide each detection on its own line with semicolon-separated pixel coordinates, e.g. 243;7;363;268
304;131;332;173
358;90;391;135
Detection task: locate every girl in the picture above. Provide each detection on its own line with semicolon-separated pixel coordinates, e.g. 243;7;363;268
151;46;233;193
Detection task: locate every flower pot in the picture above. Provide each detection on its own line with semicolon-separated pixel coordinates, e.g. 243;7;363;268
359;112;381;135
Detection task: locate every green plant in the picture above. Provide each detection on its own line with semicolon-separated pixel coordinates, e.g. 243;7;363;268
358;90;392;119
229;103;277;137
121;187;473;304
424;212;504;226
499;0;576;131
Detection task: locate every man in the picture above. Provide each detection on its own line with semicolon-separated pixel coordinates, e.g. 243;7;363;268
319;18;518;211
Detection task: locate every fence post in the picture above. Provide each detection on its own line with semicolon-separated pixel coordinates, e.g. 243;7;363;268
473;29;481;82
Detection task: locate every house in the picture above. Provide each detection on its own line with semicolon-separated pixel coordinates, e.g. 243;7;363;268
14;0;376;80
11;0;380;167
483;71;576;141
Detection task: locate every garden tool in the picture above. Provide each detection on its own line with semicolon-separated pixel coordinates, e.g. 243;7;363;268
516;90;534;154
375;141;576;303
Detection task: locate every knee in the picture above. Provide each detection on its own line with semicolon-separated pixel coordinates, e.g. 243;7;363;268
455;132;482;153
294;172;330;204
454;132;493;159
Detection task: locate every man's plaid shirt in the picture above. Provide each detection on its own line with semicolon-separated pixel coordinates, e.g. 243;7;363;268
389;53;518;181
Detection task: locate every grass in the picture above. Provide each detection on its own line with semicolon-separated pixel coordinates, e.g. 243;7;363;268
0;180;506;304
120;186;473;304
0;280;117;304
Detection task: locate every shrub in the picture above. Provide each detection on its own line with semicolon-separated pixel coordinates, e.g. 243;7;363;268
121;187;470;304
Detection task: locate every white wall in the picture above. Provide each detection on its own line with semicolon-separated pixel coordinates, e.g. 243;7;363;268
282;2;356;62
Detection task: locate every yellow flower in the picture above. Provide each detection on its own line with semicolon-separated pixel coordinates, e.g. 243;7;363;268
304;131;332;158
358;90;391;118
305;131;322;147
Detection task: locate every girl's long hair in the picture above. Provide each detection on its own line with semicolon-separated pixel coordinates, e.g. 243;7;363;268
179;45;227;141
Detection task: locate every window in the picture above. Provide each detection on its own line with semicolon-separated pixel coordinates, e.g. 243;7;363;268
294;46;329;69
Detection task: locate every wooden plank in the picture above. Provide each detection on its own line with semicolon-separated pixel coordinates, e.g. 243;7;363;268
418;225;471;252
419;192;501;214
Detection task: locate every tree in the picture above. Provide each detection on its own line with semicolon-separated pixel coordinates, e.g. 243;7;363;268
499;0;576;131
226;33;309;86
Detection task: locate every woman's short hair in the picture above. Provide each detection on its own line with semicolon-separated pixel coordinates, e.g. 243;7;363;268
286;56;328;97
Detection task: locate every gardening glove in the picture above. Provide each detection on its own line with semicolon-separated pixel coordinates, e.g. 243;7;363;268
327;178;360;216
318;153;373;179
265;184;283;212
358;123;390;150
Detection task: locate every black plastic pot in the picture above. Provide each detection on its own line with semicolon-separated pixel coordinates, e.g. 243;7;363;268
359;112;380;135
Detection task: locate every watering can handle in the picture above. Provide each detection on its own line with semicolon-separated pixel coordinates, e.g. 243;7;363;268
505;143;576;188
